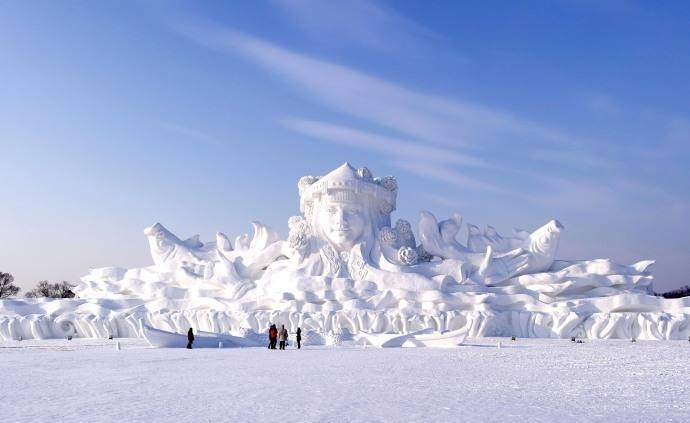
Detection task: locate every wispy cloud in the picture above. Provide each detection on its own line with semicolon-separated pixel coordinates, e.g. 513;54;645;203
527;176;622;212
421;192;466;209
529;147;616;169
281;116;498;191
274;0;440;54
170;20;577;150
527;172;679;215
280;117;490;167
171;17;676;204
159;122;222;147
390;160;501;192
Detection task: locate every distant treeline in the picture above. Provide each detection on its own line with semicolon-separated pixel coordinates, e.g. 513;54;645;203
0;272;76;299
25;281;76;299
655;285;690;299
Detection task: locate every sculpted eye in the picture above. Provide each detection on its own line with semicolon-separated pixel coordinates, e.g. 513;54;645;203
328;207;337;214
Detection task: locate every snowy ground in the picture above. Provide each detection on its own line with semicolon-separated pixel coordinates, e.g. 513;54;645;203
1;338;689;422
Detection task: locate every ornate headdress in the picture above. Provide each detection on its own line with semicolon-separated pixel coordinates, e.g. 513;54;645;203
298;163;398;220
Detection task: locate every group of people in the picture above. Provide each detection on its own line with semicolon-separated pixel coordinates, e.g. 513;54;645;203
184;326;303;350
267;324;302;350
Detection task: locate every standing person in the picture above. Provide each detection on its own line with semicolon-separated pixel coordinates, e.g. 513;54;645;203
186;328;194;349
296;327;302;350
267;324;272;349
269;324;278;350
267;324;271;349
279;325;287;350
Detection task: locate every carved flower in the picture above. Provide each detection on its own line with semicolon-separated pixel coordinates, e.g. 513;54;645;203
288;215;307;231
395;219;412;235
288;231;309;251
356;167;373;181
379;176;398;192
416;244;433;262
339;251;350;263
298;175;318;192
379;226;398;246
395;219;415;247
288;215;311;251
398;246;418;265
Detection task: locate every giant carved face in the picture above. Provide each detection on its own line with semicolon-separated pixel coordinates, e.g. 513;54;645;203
316;199;368;252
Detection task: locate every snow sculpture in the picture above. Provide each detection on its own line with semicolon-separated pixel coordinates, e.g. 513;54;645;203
1;163;689;342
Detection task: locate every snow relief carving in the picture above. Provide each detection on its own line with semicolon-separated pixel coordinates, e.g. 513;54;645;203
2;163;689;341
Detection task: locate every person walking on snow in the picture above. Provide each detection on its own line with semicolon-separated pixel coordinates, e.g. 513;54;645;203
268;324;278;349
279;325;288;350
186;328;194;349
296;327;302;349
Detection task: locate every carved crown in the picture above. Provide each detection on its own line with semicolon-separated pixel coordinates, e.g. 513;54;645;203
298;163;397;216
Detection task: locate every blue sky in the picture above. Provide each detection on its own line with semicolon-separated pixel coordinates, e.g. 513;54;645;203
0;1;688;292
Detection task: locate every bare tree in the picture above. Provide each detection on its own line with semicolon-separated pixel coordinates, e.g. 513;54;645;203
0;272;20;298
25;281;76;299
55;281;76;298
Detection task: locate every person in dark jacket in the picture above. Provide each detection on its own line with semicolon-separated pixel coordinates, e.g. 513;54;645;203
296;327;302;349
187;328;194;349
268;324;278;349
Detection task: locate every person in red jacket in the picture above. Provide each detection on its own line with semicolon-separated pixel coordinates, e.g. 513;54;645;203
268;324;278;349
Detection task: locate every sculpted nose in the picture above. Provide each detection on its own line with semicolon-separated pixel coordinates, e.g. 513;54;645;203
334;207;345;225
336;208;344;221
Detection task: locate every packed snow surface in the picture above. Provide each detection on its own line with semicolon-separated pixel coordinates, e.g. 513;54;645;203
2;338;689;422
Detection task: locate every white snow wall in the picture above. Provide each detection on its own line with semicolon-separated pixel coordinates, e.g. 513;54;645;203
2;309;689;341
